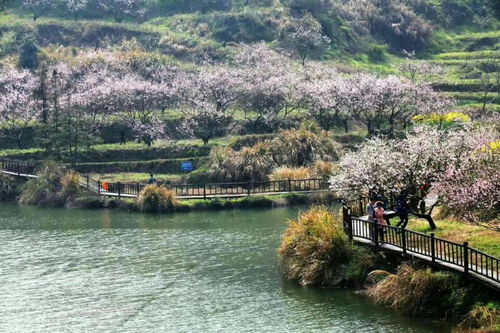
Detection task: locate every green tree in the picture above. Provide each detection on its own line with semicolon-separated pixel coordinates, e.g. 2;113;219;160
19;40;40;70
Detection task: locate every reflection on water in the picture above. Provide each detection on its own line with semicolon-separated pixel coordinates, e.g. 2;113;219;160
0;203;450;332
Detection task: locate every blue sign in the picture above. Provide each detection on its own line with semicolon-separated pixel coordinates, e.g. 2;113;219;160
181;161;194;172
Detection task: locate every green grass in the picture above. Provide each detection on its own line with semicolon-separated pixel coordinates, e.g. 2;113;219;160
0;147;43;157
449;92;500;104
454;102;500;111
89;172;183;183
454;30;500;41
435;50;500;60
411;219;500;258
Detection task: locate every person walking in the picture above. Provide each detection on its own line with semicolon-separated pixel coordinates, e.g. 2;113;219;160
367;197;377;223
375;201;388;242
148;173;157;185
395;192;410;229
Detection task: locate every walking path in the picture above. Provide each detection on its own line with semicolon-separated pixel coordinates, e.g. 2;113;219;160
1;159;331;200
343;201;500;292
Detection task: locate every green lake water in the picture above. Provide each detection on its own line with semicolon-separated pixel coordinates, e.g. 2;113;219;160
0;203;450;332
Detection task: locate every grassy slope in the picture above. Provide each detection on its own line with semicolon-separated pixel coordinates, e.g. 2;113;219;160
411;218;499;258
430;29;500;112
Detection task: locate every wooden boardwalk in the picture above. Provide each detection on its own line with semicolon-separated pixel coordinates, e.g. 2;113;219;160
1;159;331;200
343;202;500;292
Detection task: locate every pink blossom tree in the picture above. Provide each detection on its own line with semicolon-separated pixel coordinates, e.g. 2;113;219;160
0;69;38;148
179;65;242;144
236;44;305;131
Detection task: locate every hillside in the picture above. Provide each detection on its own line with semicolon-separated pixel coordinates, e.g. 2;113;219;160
0;0;499;180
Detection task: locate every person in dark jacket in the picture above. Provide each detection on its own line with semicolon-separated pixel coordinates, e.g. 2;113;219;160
395;192;410;228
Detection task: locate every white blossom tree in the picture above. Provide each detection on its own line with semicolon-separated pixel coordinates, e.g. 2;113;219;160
23;0;53;21
331;124;499;229
283;13;331;65
63;0;89;20
100;0;145;23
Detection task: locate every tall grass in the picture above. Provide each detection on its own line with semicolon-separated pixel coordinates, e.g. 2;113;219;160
457;302;499;332
0;173;17;200
270;167;312;181
19;161;68;206
278;207;374;287
136;185;177;213
367;264;464;317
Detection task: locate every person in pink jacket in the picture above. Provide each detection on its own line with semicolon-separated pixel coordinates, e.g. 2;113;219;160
375;201;388;241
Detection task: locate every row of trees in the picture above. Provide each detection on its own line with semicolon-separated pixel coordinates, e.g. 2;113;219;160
1;45;450;159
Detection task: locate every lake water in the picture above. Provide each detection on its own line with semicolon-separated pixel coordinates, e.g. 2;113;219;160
0;203;450;332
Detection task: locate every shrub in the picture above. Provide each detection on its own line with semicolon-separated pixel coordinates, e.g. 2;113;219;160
208;126;342;182
19;161;68;206
313;160;338;179
208;143;275;182
136;185;177;213
458;302;499;331
229;134;274;150
270;167;312;181
278;207;372;287
271;125;342;166
60;171;81;200
367;44;387;63
367;264;465;317
0;173;17;200
413;112;471;128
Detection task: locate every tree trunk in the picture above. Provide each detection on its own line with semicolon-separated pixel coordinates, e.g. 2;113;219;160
410;212;437;230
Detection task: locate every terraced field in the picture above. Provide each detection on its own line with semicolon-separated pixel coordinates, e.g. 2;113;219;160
431;30;500;113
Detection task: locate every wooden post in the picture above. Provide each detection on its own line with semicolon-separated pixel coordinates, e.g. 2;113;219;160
17;162;20;177
402;228;407;256
97;180;101;195
247;181;251;196
431;233;436;264
136;183;140;195
359;198;363;217
288;178;292;193
348;218;353;241
463;242;469;276
117;182;121;199
373;221;379;247
203;184;206;199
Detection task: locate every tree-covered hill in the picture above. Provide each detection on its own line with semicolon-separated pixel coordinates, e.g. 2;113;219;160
0;0;498;161
1;0;498;60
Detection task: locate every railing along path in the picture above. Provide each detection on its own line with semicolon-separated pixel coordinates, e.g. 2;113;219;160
342;198;500;292
0;159;330;199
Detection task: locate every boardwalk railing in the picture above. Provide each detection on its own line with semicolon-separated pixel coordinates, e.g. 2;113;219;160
343;199;499;289
93;177;330;198
0;159;36;177
1;158;330;199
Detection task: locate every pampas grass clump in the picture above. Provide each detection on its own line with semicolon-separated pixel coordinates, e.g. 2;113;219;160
278;207;372;287
137;185;177;213
367;264;461;317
